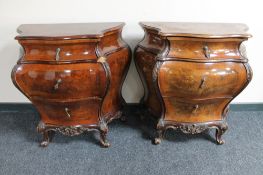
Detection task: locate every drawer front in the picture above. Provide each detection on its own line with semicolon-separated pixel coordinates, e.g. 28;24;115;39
14;63;107;100
164;98;229;123
159;61;247;99
33;99;100;126
167;40;241;60
22;42;97;62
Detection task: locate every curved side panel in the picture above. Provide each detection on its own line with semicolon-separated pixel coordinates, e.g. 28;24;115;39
134;47;162;117
95;29;132;120
101;47;131;119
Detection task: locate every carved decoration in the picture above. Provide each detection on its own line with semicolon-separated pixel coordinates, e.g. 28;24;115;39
136;22;251;146
13;23;131;148
55;126;93;136
154;120;228;145
179;124;208;134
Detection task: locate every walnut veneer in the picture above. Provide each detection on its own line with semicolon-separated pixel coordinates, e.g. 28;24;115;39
12;23;131;147
135;22;252;145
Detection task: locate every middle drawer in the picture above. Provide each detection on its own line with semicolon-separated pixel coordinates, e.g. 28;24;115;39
158;61;247;99
14;63;107;100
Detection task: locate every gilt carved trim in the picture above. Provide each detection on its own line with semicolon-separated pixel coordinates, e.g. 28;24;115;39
179;124;208;134
54;126;96;136
37;121;99;136
154;119;228;145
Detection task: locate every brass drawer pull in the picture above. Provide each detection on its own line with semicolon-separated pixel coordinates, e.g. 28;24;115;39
193;104;199;113
55;48;61;61
203;45;210;59
65;108;71;118
54;78;62;90
199;76;206;89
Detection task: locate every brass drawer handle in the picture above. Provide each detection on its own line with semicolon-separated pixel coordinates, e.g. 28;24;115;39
203;45;210;59
65;108;71;118
193;104;199;113
54;79;62;90
55;48;61;61
199;76;206;89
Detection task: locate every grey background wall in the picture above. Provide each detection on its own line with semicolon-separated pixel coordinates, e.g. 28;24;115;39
0;0;262;103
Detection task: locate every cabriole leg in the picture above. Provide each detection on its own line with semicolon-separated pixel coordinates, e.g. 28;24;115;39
40;131;51;147
215;122;228;145
153;129;165;145
99;119;110;148
99;130;110;148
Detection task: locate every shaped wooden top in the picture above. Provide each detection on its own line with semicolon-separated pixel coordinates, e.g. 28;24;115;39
140;22;251;38
16;22;125;40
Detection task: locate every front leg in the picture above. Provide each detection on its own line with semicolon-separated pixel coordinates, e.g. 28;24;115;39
215;122;228;145
99;119;110;148
99;130;110;148
40;131;51;147
153;118;166;145
153;128;165;145
37;121;53;147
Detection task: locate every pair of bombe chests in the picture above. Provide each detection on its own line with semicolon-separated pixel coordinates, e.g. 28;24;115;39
12;22;252;147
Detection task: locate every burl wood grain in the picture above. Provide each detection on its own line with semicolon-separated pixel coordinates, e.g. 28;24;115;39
33;98;101;126
19;40;98;62
158;61;248;100
13;63;107;100
167;39;242;60
135;22;252;144
12;23;131;131
163;98;229;122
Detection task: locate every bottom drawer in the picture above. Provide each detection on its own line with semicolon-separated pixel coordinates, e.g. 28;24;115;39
163;98;230;123
33;98;101;126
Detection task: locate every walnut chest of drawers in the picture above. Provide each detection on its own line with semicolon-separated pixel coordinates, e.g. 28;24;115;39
12;23;131;147
135;22;252;145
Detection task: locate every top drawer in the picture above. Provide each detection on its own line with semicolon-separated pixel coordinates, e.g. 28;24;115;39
167;39;242;60
20;42;98;62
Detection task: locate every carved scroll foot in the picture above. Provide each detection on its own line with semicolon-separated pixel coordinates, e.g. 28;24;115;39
215;123;228;145
99;131;110;148
40;131;51;147
153;129;165;145
153;119;166;145
99;119;110;148
37;121;52;147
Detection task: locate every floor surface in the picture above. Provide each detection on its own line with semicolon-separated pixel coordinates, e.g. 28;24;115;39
0;105;262;175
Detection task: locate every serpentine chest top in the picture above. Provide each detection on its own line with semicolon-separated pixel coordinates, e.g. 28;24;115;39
12;23;131;147
135;22;252;145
